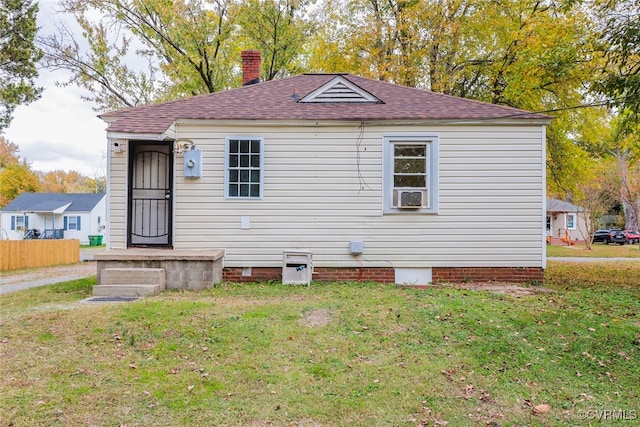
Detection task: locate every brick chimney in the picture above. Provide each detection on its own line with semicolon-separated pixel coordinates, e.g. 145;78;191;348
241;50;261;86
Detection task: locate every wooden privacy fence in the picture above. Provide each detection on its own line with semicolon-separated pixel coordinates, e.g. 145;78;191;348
0;239;80;271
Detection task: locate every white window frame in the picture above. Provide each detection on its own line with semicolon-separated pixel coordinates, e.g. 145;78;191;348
15;215;25;230
567;213;576;230
383;134;439;214
67;216;79;230
224;137;264;200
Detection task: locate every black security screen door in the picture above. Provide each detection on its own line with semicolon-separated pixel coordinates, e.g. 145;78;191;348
128;142;173;246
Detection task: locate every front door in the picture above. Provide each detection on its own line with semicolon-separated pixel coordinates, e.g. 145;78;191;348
128;142;173;247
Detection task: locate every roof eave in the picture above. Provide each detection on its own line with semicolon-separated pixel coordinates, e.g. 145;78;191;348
174;117;552;127
106;126;176;141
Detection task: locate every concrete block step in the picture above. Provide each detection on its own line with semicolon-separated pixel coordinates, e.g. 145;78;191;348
100;268;166;287
92;284;164;298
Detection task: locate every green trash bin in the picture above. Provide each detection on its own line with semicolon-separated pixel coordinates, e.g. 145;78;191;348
96;235;103;245
88;235;98;246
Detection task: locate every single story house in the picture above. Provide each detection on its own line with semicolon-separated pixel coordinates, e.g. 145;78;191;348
546;198;588;243
96;51;551;289
1;192;106;245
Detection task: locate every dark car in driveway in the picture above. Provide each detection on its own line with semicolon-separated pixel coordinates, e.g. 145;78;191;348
592;229;623;244
610;230;629;245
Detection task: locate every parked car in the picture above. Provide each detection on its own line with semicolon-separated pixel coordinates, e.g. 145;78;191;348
611;230;629;245
622;230;640;244
592;229;623;244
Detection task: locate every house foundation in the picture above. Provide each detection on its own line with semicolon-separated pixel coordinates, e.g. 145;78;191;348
94;249;543;296
223;266;544;284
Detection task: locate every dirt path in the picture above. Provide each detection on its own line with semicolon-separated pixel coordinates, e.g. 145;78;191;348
0;262;97;295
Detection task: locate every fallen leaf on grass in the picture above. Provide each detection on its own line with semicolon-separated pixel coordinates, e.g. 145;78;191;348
479;389;492;402
461;384;474;399
577;393;595;402
533;404;551;414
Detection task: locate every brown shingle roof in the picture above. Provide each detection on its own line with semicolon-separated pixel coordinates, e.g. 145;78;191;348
100;74;551;134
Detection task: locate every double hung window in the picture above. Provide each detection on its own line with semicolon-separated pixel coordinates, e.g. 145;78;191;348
11;215;25;230
384;135;438;214
64;216;81;230
225;138;263;199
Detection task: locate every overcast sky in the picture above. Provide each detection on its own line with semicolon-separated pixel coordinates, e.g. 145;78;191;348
4;1;107;177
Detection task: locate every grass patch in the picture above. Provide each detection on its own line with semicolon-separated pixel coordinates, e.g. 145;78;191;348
547;242;640;258
1;265;638;426
545;260;639;289
0;277;95;313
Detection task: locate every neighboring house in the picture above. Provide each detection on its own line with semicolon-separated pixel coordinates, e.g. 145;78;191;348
546;198;589;243
98;51;551;285
1;193;106;245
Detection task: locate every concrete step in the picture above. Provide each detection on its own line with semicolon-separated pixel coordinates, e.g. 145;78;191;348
94;267;166;298
93;284;164;298
100;267;166;287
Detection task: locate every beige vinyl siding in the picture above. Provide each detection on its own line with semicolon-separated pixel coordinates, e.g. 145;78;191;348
107;139;129;249
157;122;545;268
105;122;544;267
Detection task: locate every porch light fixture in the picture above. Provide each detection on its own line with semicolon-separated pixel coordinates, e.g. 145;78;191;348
174;139;195;154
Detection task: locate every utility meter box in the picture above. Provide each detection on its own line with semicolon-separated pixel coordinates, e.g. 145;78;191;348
184;149;202;178
282;250;312;285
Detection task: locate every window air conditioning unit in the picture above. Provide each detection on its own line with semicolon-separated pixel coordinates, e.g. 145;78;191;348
396;189;426;209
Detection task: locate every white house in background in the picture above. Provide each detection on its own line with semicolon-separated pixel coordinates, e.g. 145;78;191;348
0;193;106;244
97;51;551;285
546;198;589;243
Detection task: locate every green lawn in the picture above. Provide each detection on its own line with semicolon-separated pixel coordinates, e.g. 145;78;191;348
547;242;640;258
1;262;638;426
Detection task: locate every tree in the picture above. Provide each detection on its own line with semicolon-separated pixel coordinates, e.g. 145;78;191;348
0;136;40;207
39;169;99;193
307;0;427;86
0;163;40;207
0;135;20;167
606;114;640;230
37;0;628;204
572;172;618;249
595;0;640;116
236;0;311;81
0;0;43;131
91;174;106;193
40;0;239;111
308;0;603;195
41;0;314;113
39;17;163;112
